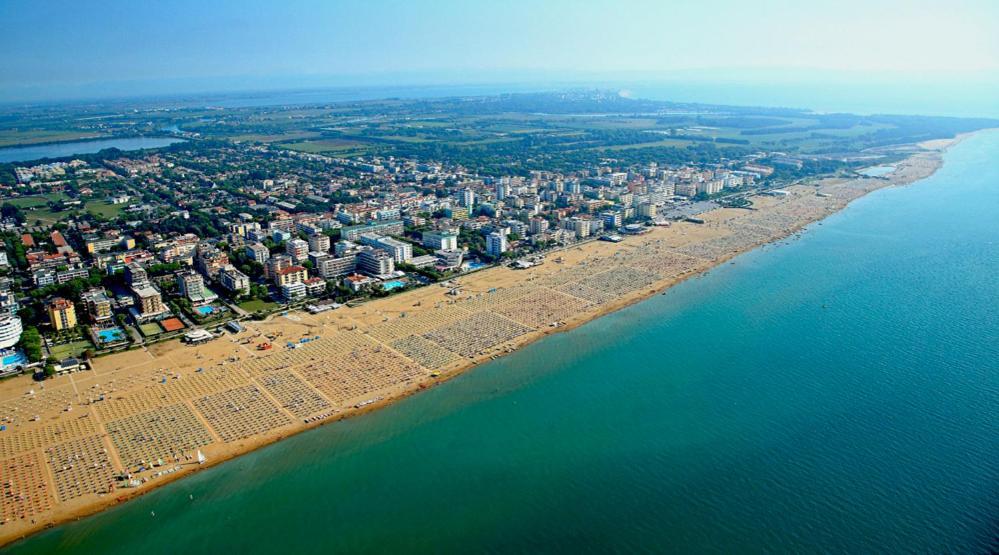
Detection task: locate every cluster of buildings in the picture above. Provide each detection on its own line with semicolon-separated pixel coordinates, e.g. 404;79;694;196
0;135;780;373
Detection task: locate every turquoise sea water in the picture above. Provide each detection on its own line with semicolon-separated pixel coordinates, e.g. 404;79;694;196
8;132;999;553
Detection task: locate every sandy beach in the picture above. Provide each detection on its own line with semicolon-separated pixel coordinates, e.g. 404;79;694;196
0;137;960;546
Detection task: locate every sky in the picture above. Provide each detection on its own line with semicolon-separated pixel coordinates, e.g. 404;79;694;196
1;0;997;105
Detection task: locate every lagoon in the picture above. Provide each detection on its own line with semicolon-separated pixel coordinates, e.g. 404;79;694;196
0;137;184;163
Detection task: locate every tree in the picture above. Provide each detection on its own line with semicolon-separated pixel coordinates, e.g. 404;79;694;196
18;327;43;363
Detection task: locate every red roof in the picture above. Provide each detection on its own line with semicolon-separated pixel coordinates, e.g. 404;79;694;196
20;234;35;247
50;231;68;247
278;265;306;275
160;318;185;332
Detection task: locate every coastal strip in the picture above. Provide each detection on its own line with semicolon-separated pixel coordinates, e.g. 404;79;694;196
0;136;960;546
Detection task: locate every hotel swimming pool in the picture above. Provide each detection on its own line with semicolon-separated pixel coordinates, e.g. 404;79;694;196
96;327;126;344
382;280;407;291
463;261;488;272
1;351;27;368
195;306;215;316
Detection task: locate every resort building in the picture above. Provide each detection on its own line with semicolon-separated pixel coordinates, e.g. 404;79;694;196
80;289;113;323
124;262;149;287
195;244;230;280
280;282;307;301
486;232;508;258
341;220;404;241
275;265;308;287
435;249;464;269
601;211;623;229
218;266;251;295
265;254;292;279
245;243;270;264
133;285;167;317
422;229;458;251
285;239;309;262
47;297;78;331
359;234;412;263
529;218;550;235
307;234;330;254
303;277;326;297
314;254;357;279
356;248;395;277
0;315;22;349
177;271;218;306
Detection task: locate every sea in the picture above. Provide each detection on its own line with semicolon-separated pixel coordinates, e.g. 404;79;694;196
5;132;998;554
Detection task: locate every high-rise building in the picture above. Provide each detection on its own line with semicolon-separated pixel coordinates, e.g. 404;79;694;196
307;234;330;254
459;188;475;208
124;262;148;287
285;239;309;262
47;297;77;331
80;289;113;323
133;285;166;316
245;243;270;264
0;315;22;349
528;218;549;235
358;234;412;263
485;232;508;258
314;254;357;279
422;229;459;251
275;265;308;287
356;248;395;277
265;254;293;279
195;244;229;280
218;266;251;295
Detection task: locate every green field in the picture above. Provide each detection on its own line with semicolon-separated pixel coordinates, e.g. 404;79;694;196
48;340;93;360
84;200;124;219
281;139;368;154
139;323;164;337
238;299;280;313
0;130;105;148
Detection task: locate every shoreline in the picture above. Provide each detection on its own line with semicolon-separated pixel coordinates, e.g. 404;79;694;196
0;133;970;547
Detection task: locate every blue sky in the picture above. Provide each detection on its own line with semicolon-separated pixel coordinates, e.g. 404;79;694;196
1;0;997;102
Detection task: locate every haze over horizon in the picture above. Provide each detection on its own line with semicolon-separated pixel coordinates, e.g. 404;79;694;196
2;0;997;110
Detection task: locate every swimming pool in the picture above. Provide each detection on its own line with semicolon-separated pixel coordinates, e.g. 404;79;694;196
1;351;27;368
463;261;487;272
195;306;215;316
382;280;407;291
96;327;126;344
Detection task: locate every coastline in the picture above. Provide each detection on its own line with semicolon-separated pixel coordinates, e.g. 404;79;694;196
0;134;970;547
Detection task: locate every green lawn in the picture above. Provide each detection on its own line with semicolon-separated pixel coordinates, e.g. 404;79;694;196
0;130;105;148
4;193;68;208
238;299;280;313
84;200;124;219
139;323;163;337
281;139;367;153
48;340;93;360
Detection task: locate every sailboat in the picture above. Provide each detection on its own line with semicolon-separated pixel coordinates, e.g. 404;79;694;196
196;450;207;465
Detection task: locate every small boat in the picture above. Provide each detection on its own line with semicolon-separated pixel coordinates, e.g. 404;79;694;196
196;450;207;465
